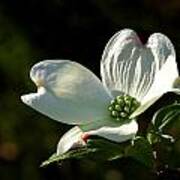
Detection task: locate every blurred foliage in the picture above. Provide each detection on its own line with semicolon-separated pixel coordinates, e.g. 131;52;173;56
0;0;180;180
42;136;154;169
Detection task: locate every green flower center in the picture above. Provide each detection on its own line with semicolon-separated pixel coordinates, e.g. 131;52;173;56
108;95;140;121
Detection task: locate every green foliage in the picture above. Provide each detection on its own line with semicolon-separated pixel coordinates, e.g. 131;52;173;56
125;137;154;168
152;103;180;132
147;103;180;145
41;137;156;169
41;139;125;167
145;103;180;170
41;148;96;167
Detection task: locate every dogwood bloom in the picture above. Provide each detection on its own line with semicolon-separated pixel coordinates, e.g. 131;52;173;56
21;29;180;155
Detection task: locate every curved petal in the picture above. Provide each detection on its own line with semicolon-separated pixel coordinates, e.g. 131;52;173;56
21;60;112;124
85;120;138;143
101;29;178;103
130;96;160;118
131;33;179;117
57;126;86;155
101;29;156;100
141;33;178;101
131;76;180;118
171;88;180;95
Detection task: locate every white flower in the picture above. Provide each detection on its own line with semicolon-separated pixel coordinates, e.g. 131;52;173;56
21;29;180;155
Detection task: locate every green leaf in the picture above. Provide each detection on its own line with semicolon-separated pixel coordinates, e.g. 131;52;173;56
86;139;125;161
125;137;155;168
145;103;180;167
41;147;96;167
41;137;156;168
41;139;126;167
152;104;180;132
147;103;180;144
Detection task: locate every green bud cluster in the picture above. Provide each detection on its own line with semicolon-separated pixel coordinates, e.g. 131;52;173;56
108;95;140;121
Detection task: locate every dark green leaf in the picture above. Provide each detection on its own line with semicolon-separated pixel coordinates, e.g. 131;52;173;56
86;139;125;161
41;147;96;167
125;137;155;168
152;104;180;132
41;139;126;167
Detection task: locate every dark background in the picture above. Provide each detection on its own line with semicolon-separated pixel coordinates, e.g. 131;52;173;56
0;0;180;180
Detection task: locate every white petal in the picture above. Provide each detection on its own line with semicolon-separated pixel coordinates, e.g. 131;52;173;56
57;126;86;155
101;29;156;100
132;77;180;118
21;60;112;124
86;120;138;143
130;96;160;118
101;29;178;103
171;88;180;95
135;33;179;116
